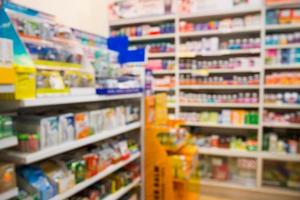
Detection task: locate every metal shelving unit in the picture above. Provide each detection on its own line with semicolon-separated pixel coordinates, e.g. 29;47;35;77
108;2;300;198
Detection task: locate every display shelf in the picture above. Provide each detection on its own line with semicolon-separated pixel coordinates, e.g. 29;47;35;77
167;103;176;108
200;179;257;191
50;152;141;200
264;64;300;70
264;85;300;89
109;15;175;26
153;87;173;92
179;7;261;19
178;49;261;58
179;26;261;38
259;186;300;197
0;136;18;150
266;24;300;31
0;93;143;111
266;1;300;9
180;68;261;74
263;122;300;129
152;70;175;75
264;104;300;109
130;33;175;41
261;152;300;162
180;103;259;108
184;121;259;130
179;85;259;90
0;188;19;200
36;64;82;71
198;147;258;158
2;122;141;164
0;85;15;93
148;52;176;58
265;43;300;49
103;178;141;200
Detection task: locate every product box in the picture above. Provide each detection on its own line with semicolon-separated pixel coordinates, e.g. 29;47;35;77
0;163;16;192
39;160;75;194
0;115;13;139
74;112;91;139
16;116;59;149
59;113;75;143
89;110;104;134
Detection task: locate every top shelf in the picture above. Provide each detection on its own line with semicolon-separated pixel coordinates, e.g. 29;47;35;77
109;15;175;26
179;7;261;20
0;93;143;111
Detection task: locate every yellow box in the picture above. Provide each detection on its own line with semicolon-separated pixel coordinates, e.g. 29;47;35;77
0;67;16;84
14;66;36;100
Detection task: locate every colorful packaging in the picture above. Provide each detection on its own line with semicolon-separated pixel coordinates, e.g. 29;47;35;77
0;163;16;192
75;112;91;139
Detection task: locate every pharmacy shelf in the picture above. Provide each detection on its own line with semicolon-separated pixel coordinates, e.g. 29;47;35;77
264;85;300;89
0;85;15;93
263;122;300;129
201;179;300;197
198;147;258;158
153;87;173;92
0;188;18;200
184;121;259;130
130;33;175;41
266;24;300;31
179;7;261;19
265;43;300;49
3;122;141;164
109;15;175;26
179;85;259;90
36;64;82;71
180;102;259;108
266;1;300;9
264;64;300;70
201;179;257;191
180;68;261;74
152;70;175;75
179;26;261;38
103;178;141;200
51;152;141;200
178;49;261;58
264;104;300;109
167;103;176;109
261;152;300;162
148;52;176;58
0;136;18;150
0;93;143;110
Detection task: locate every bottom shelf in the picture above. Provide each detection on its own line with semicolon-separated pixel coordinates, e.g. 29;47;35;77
201;179;300;197
103;177;141;200
0;187;19;200
51;152;140;200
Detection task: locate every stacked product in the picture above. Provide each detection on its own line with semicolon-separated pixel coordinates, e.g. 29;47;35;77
132;42;175;54
180;14;261;33
154;76;175;89
263;161;300;190
265;72;300;86
69;163;140;200
179;57;261;70
15;105;140;153
180;92;259;104
266;7;300;25
180;37;260;53
111;23;175;37
157;128;189;152
180;74;260;86
263;110;300;125
200;156;257;186
263;132;300;155
16;137;139;200
147;59;175;72
264;92;300;105
193;134;258;152
180;110;259;126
